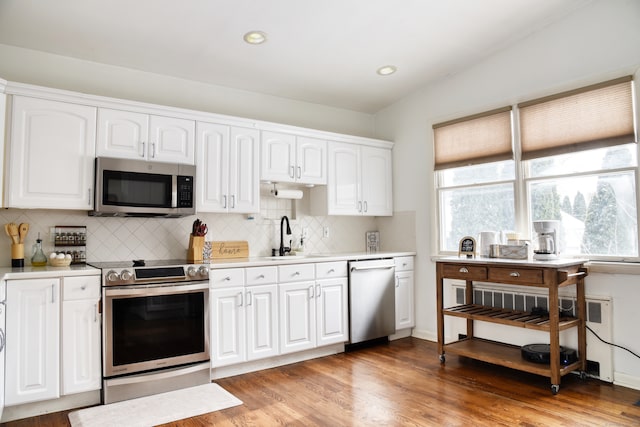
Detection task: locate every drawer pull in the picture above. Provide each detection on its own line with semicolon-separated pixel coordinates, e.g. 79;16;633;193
223;277;231;281
510;272;520;277
328;269;335;274
459;267;469;273
257;274;265;279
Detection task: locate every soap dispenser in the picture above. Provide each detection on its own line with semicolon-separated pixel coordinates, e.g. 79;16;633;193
31;233;48;267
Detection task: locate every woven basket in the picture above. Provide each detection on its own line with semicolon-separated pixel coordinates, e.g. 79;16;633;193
50;257;72;267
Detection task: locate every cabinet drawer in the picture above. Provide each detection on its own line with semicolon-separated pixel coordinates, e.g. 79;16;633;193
278;263;315;283
488;267;543;284
210;268;245;287
245;266;278;286
63;276;101;300
441;264;487;281
394;256;414;272
316;261;347;279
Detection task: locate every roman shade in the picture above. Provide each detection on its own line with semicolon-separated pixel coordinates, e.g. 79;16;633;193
433;106;513;170
518;76;636;160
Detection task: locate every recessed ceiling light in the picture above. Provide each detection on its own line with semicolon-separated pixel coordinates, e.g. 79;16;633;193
377;65;397;76
243;31;267;45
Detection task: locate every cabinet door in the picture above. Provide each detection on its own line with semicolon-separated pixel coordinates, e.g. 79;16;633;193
297;136;327;185
260;131;295;182
246;285;279;361
326;142;361;215
96;108;148;160
148;115;195;164
62;299;101;394
361;146;393;216
229;127;260;213
279;282;316;354
316;278;348;346
196;122;230;212
395;271;415;330
5;279;60;405
210;287;246;367
7;96;96;209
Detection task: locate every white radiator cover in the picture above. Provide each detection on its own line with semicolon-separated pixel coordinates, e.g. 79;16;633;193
448;281;613;382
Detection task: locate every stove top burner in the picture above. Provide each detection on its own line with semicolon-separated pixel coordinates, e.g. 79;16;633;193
88;259;210;286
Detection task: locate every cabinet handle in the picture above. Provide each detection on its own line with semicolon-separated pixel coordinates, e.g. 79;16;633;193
316;284;321;297
364;201;368;212
231;195;235;209
51;284;56;303
297;166;301;179
257;274;265;279
0;329;5;353
238;292;244;306
94;303;98;323
151;142;156;158
510;272;520;277
396;276;400;288
223;195;227;209
290;166;295;179
358;201;362;212
87;188;91;205
223;276;231;281
459;267;469;273
293;271;300;276
308;285;315;299
140;142;146;157
246;291;252;306
328;269;335;274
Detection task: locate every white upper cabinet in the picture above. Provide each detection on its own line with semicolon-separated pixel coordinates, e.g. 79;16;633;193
6;96;96;209
97;108;195;164
261;131;327;185
313;141;392;216
196;122;260;213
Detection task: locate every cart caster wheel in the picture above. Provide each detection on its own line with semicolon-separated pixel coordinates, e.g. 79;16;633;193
551;384;560;395
579;371;588;380
439;354;445;363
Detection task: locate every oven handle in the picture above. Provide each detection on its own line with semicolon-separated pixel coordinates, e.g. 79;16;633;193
104;282;209;297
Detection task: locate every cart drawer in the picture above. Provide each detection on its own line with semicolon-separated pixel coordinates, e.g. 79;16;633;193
488;267;543;284
441;264;487;281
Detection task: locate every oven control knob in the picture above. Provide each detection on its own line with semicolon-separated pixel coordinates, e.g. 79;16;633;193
187;266;197;277
120;270;133;281
198;266;209;277
106;270;120;282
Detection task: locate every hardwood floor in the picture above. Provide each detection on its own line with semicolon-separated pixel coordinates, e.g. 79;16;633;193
3;337;640;426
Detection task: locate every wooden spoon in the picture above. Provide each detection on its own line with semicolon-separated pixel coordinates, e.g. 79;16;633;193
4;224;12;242
8;223;19;244
18;223;29;243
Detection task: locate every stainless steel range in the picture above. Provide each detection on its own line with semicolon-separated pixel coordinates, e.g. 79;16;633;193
90;259;210;404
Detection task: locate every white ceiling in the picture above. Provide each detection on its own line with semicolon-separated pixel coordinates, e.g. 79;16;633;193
0;0;594;113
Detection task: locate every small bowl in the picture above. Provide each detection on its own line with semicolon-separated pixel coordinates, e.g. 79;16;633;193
49;257;72;267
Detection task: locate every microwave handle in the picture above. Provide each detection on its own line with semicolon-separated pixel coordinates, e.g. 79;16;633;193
171;175;178;208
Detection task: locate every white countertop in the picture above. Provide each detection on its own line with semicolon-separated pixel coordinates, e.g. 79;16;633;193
433;255;588;268
0;264;100;280
208;251;416;269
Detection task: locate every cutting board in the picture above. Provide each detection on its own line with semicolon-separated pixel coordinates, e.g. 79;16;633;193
210;241;249;259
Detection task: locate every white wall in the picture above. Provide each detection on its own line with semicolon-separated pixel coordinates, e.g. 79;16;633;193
0;44;375;138
375;0;640;388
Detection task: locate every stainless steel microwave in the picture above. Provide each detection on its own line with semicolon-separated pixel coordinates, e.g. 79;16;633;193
90;157;196;217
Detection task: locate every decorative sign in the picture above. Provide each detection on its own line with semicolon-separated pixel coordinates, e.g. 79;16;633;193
210;241;249;259
458;236;476;258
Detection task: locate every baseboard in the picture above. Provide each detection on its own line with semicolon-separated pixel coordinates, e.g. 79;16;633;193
1;390;100;423
411;328;436;342
614;372;640;391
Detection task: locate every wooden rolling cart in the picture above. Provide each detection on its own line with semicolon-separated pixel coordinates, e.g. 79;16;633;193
436;257;588;394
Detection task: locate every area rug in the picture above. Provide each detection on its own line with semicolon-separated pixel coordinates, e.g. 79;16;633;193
68;383;242;427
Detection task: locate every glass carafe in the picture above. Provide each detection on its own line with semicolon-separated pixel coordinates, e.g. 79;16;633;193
31;234;48;266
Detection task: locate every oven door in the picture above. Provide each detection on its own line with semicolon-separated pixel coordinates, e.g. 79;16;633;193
103;282;209;378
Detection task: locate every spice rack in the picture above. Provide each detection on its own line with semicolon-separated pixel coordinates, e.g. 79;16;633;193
50;225;87;264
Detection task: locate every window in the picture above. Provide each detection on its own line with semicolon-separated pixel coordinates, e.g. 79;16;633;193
435;76;638;260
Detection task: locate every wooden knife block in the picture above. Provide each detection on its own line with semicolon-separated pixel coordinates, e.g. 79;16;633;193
187;235;205;262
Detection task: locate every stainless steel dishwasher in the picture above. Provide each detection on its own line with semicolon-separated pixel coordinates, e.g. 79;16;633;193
348;258;396;344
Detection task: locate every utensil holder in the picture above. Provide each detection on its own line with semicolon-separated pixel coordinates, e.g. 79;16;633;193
11;243;24;267
187;235;205;262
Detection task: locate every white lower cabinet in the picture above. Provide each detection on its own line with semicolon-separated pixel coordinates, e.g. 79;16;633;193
5;274;102;407
6;278;61;405
61;276;101;395
279;262;348;355
394;257;415;331
210;266;279;367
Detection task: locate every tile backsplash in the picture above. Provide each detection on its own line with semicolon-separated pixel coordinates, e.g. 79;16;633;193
0;185;379;266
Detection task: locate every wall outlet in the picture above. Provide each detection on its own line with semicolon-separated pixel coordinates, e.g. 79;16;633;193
322;226;329;238
302;227;309;238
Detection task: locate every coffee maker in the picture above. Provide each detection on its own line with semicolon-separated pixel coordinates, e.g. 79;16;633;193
533;220;559;260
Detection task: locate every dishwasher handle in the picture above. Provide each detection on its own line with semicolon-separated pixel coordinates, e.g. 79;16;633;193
350;265;394;272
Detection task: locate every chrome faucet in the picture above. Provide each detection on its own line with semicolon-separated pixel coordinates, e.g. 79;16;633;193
279;215;292;256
